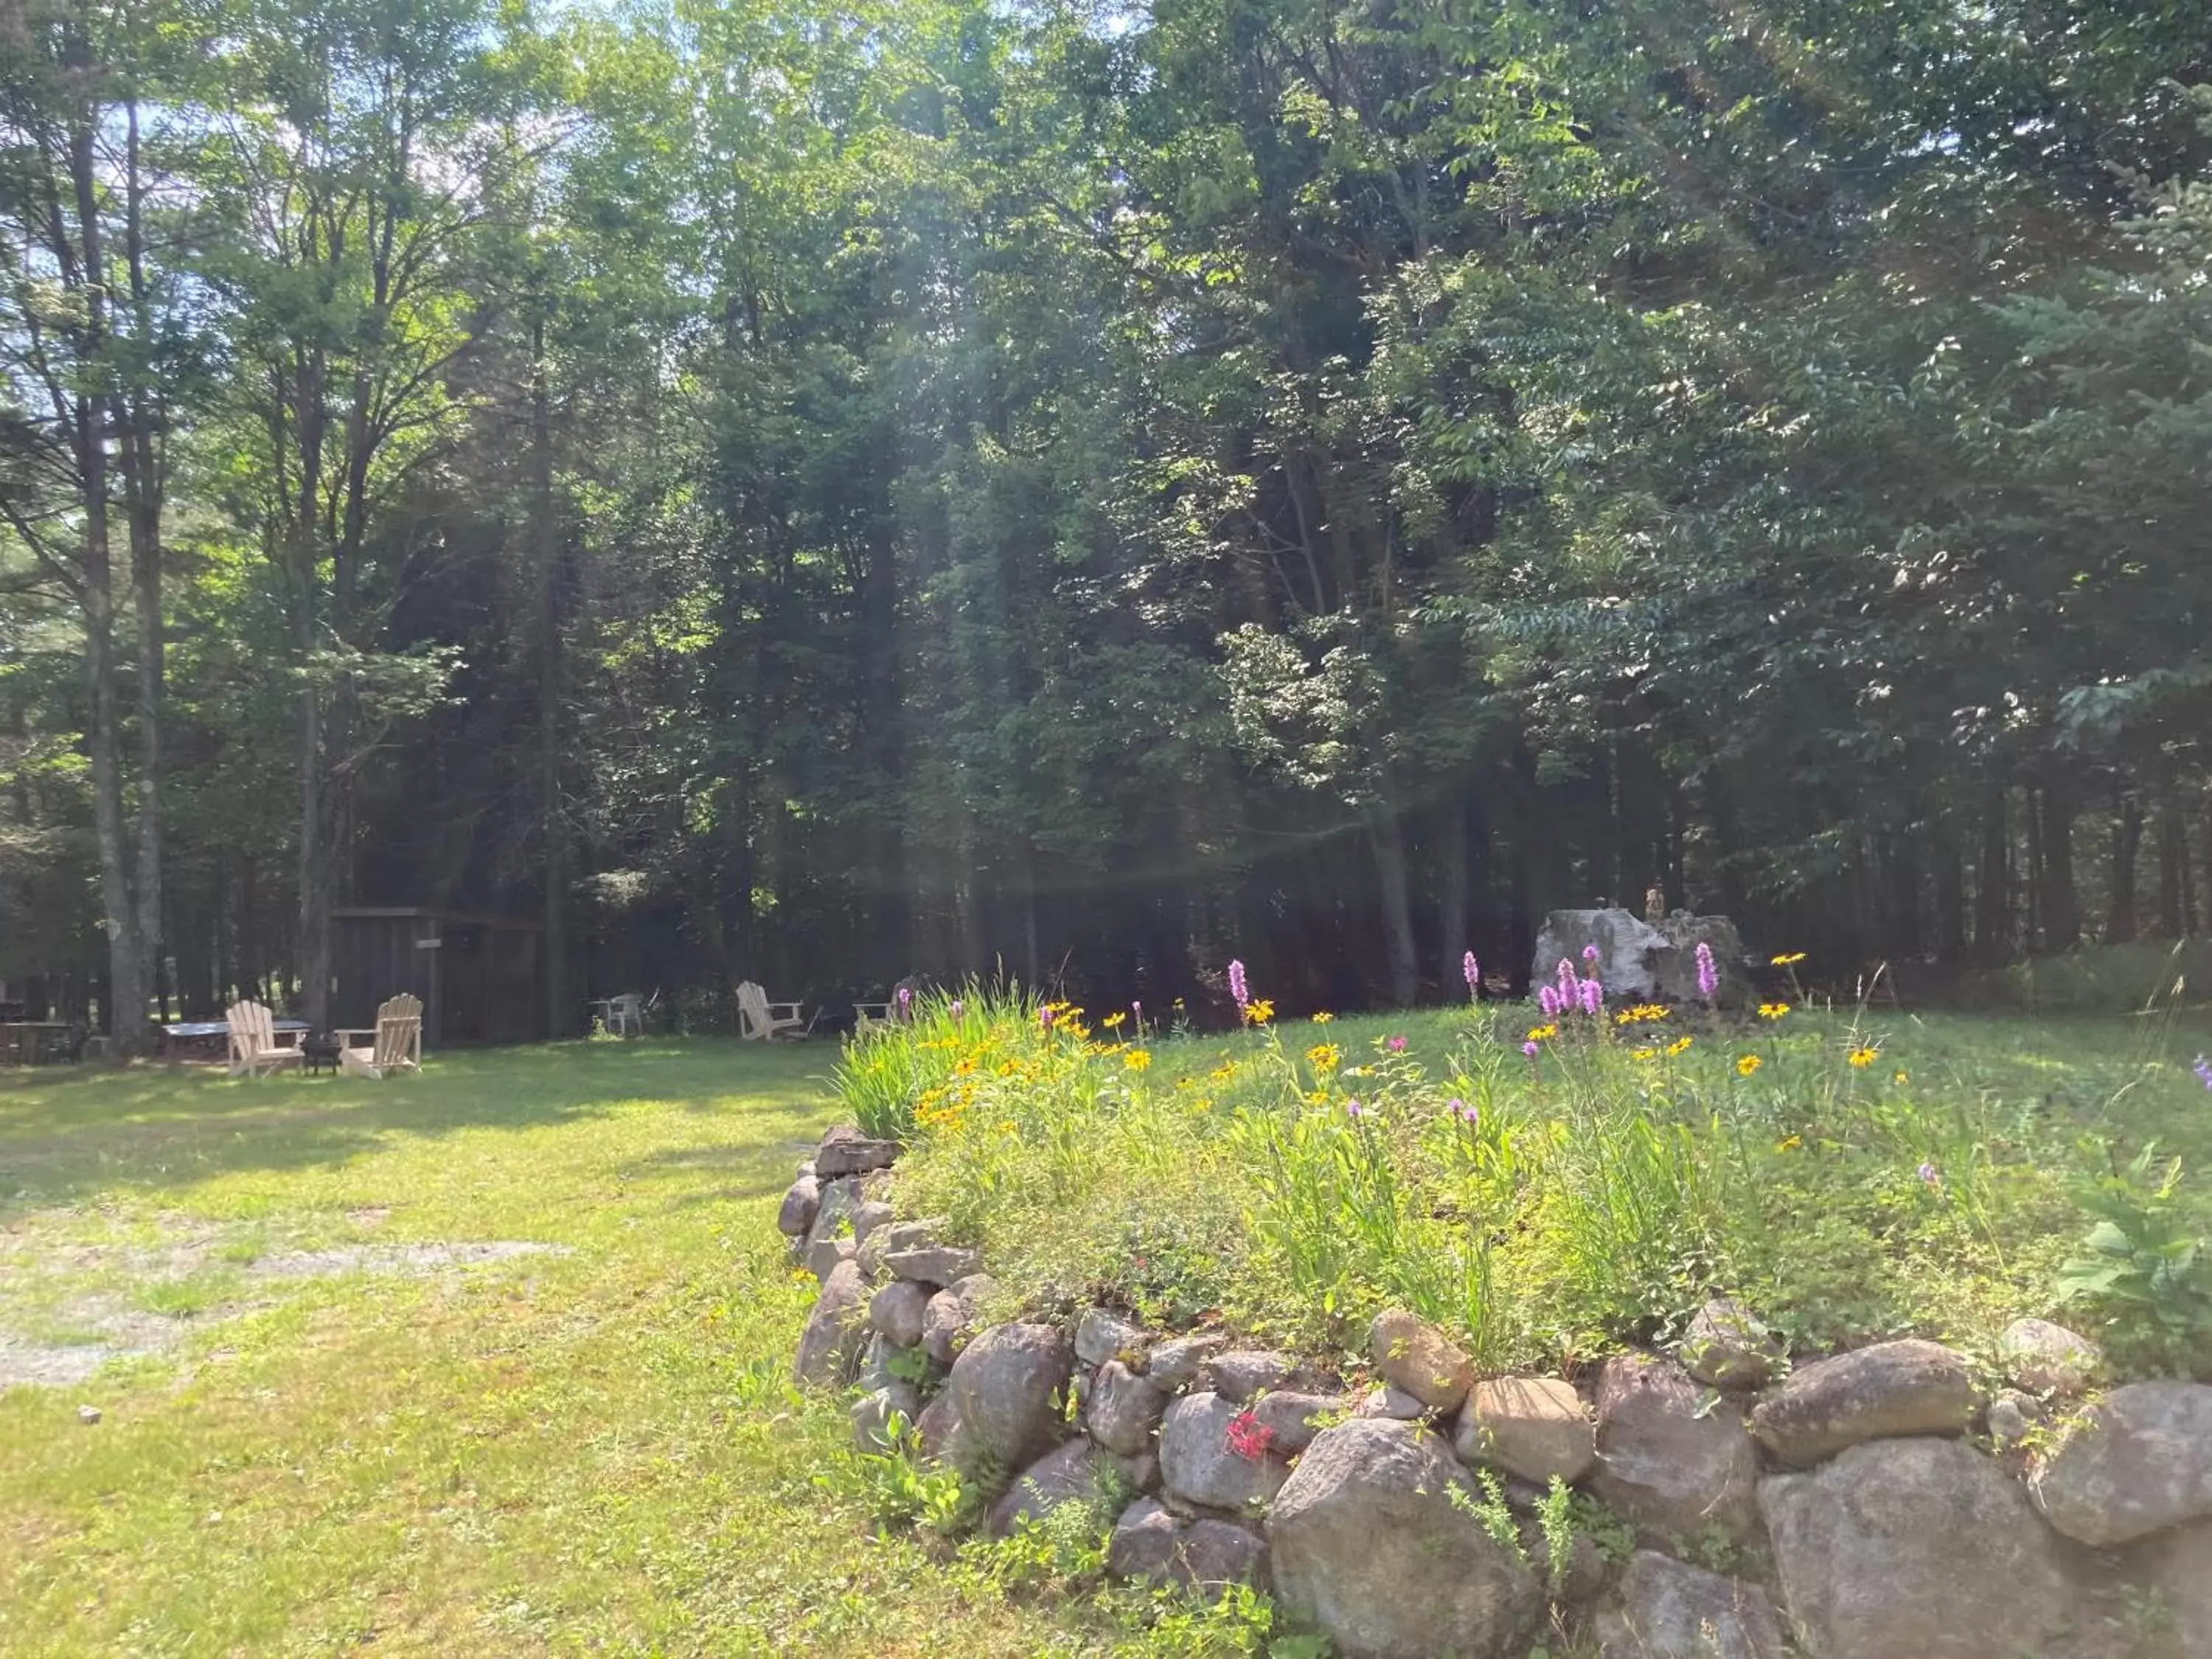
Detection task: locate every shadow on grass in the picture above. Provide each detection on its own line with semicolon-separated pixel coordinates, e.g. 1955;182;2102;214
0;1038;833;1220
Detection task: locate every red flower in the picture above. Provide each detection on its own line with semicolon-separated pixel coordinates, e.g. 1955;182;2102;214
1225;1410;1276;1462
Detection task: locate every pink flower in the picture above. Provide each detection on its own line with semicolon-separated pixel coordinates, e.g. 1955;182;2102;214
1386;1034;1408;1053
1579;978;1603;1015
948;998;964;1019
1462;951;1481;999
1522;1040;1540;1059
1581;944;1600;963
1225;1411;1276;1462
1538;985;1562;1018
1695;941;1719;1004
1227;959;1249;1009
1346;1099;1365;1121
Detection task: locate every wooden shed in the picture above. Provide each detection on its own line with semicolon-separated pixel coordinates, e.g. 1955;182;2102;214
332;908;544;1046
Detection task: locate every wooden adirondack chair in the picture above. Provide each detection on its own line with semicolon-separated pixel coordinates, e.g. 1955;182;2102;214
338;993;423;1079
734;981;810;1040
227;1001;303;1079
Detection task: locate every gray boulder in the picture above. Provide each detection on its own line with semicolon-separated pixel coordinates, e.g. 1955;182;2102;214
1203;1349;1300;1404
1455;1376;1594;1485
1595;1551;1784;1659
2029;1380;2212;1545
917;1388;968;1465
805;1234;855;1282
793;1259;872;1388
1075;1307;1148;1367
945;1321;1073;1474
1368;1307;1474;1411
1088;1360;1167;1457
1749;1338;1975;1467
1107;1497;1271;1593
1761;1436;2070;1659
921;1273;996;1366
1159;1391;1289;1512
1146;1332;1225;1390
1354;1385;1429;1420
2143;1518;2212;1658
851;1381;923;1453
1589;1354;1759;1543
804;1175;863;1252
1268;1419;1541;1659
869;1279;933;1349
861;1215;943;1278
988;1439;1127;1537
1248;1391;1347;1455
1679;1299;1781;1391
1534;908;1674;1004
884;1244;984;1287
1985;1388;2045;1451
815;1124;900;1178
776;1172;821;1238
850;1199;895;1245
1997;1318;2099;1397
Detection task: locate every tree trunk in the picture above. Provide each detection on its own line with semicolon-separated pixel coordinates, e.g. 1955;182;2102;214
1932;827;1966;959
532;306;567;1038
2159;781;2188;937
1436;793;1470;995
1369;804;1420;1006
1975;777;2010;963
119;94;164;1055
2107;785;2141;945
2041;773;2080;951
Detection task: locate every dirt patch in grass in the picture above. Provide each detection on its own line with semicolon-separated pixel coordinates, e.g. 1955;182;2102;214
0;1218;574;1390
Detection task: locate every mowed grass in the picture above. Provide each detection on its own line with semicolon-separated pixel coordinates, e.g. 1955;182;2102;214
0;1041;1155;1658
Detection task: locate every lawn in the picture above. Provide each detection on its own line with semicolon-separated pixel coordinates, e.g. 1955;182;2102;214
0;1041;1181;1657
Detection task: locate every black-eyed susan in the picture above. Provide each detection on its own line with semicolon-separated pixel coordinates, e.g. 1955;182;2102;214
1631;1046;1657;1062
1526;1023;1559;1043
1736;1053;1761;1076
1665;1035;1693;1055
1124;1048;1152;1071
1101;1010;1127;1030
1847;1046;1877;1068
1243;998;1276;1026
1771;952;1807;966
1757;1002;1790;1020
1312;1011;1334;1024
1776;1134;1802;1152
1893;1069;1909;1085
1307;1043;1342;1073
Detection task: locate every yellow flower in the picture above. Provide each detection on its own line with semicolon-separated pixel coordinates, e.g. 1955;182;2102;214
955;1056;977;1075
1242;998;1276;1025
1847;1046;1877;1068
1776;1134;1802;1152
1757;1002;1790;1020
1736;1054;1761;1076
1615;1004;1672;1025
1102;1011;1127;1030
1892;1069;1909;1085
1631;1047;1656;1062
1526;1023;1559;1043
1665;1036;1693;1055
1307;1043;1342;1072
1312;1011;1335;1024
1124;1048;1152;1071
1208;1060;1239;1083
1771;952;1807;966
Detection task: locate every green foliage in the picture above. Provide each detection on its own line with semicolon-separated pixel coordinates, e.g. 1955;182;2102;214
1448;1470;1529;1566
2057;1142;2212;1343
830;1411;974;1537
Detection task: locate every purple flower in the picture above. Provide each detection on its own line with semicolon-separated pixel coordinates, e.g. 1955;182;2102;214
949;998;964;1019
897;985;913;1015
1132;1000;1142;1026
1579;978;1603;1015
1582;944;1600;963
1346;1099;1364;1121
1538;984;1562;1018
1040;1005;1055;1031
1462;951;1481;998
1448;1098;1478;1127
1695;942;1719;1005
1521;1040;1540;1060
2194;1054;2212;1091
1387;1034;1408;1053
1228;959;1249;1010
1918;1161;1940;1189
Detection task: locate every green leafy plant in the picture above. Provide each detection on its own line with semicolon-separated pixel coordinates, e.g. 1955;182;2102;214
832;1414;971;1535
1449;1470;1529;1566
2056;1141;2212;1334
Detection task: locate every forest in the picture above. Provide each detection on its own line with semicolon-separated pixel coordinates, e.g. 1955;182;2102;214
3;0;2210;1048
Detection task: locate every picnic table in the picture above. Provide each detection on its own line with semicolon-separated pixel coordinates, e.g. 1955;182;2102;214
0;1021;74;1065
161;1017;308;1062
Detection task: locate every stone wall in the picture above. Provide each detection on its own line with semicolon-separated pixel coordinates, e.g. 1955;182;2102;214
779;1127;2208;1659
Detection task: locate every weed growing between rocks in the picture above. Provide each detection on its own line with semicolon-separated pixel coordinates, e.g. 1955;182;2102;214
837;978;2212;1376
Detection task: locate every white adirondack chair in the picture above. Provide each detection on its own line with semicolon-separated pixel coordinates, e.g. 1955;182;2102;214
735;981;810;1040
226;1001;302;1079
338;993;423;1079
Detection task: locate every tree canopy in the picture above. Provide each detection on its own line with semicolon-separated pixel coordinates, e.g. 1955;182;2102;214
4;0;2209;1032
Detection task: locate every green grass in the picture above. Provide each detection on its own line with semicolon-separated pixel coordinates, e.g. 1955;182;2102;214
863;989;2212;1382
0;1042;1269;1657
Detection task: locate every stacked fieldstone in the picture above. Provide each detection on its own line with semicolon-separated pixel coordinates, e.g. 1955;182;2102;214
783;1129;2212;1659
